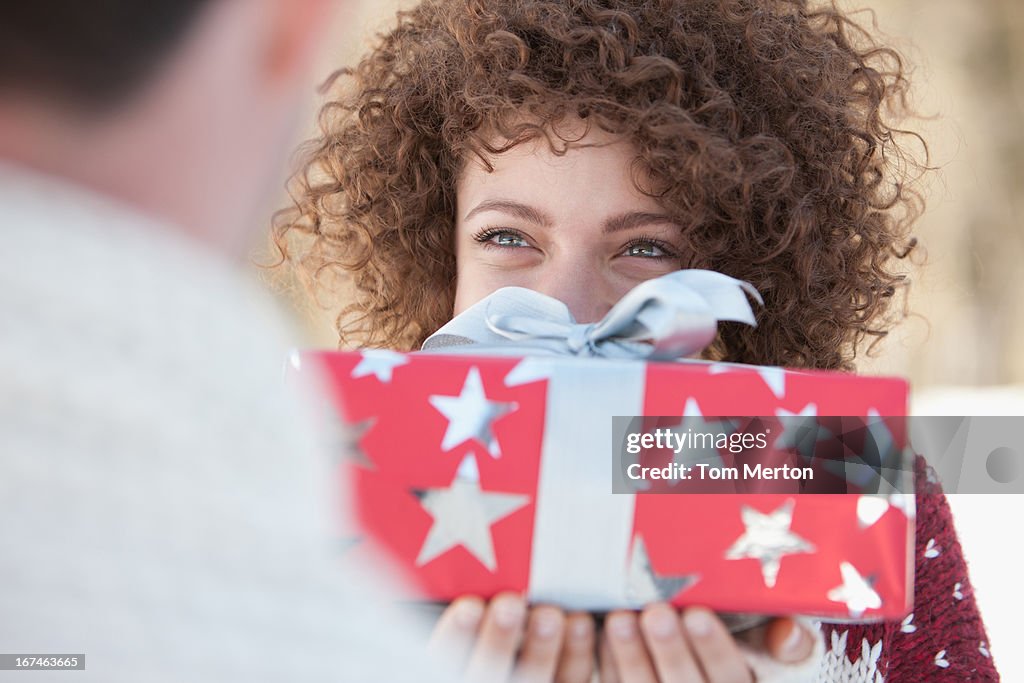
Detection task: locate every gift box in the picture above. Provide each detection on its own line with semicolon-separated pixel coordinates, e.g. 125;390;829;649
292;271;914;621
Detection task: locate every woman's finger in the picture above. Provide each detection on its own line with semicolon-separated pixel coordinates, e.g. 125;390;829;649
605;611;658;683
599;622;622;683
428;596;486;669
764;617;815;664
637;602;702;683
555;612;596;683
681;608;753;683
463;592;528;682
511;605;565;683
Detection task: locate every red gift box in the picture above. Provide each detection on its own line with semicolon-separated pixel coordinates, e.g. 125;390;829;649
292;348;914;622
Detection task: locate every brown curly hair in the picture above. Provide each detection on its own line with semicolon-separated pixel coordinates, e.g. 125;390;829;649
272;0;925;370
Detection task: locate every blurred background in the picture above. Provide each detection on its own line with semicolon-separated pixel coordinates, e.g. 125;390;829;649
265;0;1024;678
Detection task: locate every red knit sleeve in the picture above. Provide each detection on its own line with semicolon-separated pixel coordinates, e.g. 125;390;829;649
819;456;1000;681
884;455;999;681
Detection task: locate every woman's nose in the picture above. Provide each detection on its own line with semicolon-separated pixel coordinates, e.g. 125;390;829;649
534;266;616;324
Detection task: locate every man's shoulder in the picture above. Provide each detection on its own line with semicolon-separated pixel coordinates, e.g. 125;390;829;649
0;160;304;450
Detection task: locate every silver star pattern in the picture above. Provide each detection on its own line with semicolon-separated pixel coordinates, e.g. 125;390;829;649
774;404;833;463
669;398;737;472
858;408;910;493
337;535;364;554
856;492;917;529
455;451;481;482
888;492;916;520
350;349;409;383
864;409;896;460
724;499;816;587
625;536;699;606
856;495;890;529
504;358;556;387
336;416;376;469
827;561;882;618
429;366;517;458
413;455;530;571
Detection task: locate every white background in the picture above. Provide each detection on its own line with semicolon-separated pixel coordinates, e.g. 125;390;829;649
915;388;1024;680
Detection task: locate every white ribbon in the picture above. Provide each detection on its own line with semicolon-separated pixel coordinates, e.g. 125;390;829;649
421;269;762;360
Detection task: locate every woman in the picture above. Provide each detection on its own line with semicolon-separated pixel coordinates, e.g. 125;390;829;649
274;1;997;680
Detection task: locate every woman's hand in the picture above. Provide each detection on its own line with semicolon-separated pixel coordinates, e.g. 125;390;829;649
429;592;596;682
431;595;817;682
600;604;817;682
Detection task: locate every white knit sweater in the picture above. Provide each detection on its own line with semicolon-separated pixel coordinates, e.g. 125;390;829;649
0;163;454;683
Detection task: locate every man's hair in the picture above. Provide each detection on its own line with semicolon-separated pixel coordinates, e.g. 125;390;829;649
0;0;214;108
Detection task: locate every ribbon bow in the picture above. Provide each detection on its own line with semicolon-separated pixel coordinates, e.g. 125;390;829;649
421;269;762;361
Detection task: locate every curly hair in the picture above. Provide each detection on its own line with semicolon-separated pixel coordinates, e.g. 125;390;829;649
272;0;926;370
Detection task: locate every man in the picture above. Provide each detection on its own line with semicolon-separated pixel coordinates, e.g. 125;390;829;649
0;2;454;681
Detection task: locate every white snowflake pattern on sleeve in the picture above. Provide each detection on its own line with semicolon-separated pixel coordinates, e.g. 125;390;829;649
817;629;885;683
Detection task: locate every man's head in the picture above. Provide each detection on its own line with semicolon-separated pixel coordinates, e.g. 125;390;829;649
274;0;924;369
0;0;339;255
0;2;214;111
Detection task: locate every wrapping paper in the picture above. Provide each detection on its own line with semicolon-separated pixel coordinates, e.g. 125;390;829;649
293;348;913;621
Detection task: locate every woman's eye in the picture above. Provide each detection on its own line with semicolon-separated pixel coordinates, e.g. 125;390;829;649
480;230;530;248
623;241;669;258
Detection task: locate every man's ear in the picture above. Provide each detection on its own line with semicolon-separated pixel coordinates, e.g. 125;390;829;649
261;0;338;85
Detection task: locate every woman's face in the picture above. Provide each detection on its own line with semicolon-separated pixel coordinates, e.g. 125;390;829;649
453;126;684;323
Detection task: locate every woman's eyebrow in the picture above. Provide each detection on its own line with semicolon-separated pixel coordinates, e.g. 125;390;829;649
603;211;678;234
462;199;553;226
